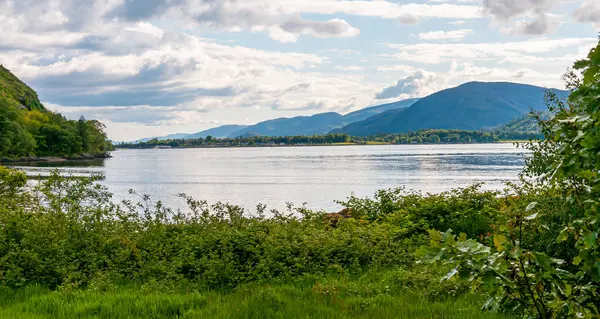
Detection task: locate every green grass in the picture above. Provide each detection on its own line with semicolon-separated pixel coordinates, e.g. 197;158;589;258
363;141;390;145
0;282;510;319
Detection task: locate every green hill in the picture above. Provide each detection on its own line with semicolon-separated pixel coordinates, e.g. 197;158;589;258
0;66;113;159
494;113;547;140
334;82;568;136
0;65;46;112
227;99;419;138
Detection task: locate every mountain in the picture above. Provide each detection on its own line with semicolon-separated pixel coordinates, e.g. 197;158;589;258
186;125;248;139
228;112;345;138
334;82;569;136
228;99;419;138
135;133;192;143
342;98;419;124
132;125;249;143
0;65;113;159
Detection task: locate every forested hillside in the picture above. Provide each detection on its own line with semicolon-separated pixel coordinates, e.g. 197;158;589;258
0;66;113;159
335;82;569;136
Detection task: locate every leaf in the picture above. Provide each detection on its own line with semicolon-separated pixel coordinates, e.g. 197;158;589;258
457;240;491;255
564;284;572;297
493;234;507;252
573;256;582;266
525;213;538;220
442;267;459;282
533;252;553;270
557;227;569;242
526;202;538;211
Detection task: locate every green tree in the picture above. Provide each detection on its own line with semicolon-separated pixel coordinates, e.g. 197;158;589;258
419;39;600;318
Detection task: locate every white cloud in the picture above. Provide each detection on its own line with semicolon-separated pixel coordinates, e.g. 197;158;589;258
502;14;562;35
335;65;364;71
376;65;416;72
124;22;165;39
418;29;473;40
384;38;597;64
483;0;558;20
573;1;600;26
375;70;440;99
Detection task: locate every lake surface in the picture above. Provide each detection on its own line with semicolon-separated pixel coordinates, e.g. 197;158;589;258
9;144;527;212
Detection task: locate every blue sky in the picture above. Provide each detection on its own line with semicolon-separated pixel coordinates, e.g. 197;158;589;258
0;0;598;140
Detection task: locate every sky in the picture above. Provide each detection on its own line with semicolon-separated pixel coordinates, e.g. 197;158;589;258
1;0;599;141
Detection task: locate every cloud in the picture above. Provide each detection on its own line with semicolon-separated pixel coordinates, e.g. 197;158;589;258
573;1;600;26
449;20;469;25
335;65;364;71
383;37;597;64
483;0;557;20
375;70;439;99
397;14;421;24
376;65;416;72
418;29;473;40
268;17;360;43
502;14;561;35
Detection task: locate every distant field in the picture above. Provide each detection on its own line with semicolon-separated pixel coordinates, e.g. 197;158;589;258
363;141;389;145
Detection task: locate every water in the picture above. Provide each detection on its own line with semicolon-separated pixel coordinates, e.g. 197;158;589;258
8;144;527;212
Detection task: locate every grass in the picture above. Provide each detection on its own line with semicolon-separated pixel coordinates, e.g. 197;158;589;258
498;139;530;143
332;142;358;145
0;282;511;319
363;141;390;145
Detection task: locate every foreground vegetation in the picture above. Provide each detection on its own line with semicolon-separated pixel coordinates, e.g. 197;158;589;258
0;66;113;159
0;274;510;319
1;38;599;319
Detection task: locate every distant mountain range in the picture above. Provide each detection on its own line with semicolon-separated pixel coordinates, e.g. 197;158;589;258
333;82;568;136
186;125;248;139
133;125;248;143
131;81;568;142
227;98;420;138
131;98;419;142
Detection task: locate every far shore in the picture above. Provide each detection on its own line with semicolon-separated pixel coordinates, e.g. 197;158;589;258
114;140;530;151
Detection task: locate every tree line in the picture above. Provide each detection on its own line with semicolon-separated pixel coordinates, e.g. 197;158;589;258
116;129;502;149
0;66;114;159
0;108;114;159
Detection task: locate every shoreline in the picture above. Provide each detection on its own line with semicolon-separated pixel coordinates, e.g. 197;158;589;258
114;140;531;151
0;153;112;164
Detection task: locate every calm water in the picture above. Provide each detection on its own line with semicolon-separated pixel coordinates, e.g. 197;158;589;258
9;144;527;212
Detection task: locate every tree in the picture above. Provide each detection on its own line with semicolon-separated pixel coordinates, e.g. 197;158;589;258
419;38;600;318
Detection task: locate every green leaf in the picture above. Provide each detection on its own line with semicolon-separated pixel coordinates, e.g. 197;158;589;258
533;252;553;270
442;267;459;281
525;213;538;220
573;256;582;266
493;234;507;252
557;227;569;242
526;202;538;211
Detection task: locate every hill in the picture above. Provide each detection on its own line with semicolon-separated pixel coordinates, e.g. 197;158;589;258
186;125;248;139
342;98;419;124
494;113;548;140
0;65;45;112
227;99;419;138
0;66;113;159
228;112;345;137
334;82;568;136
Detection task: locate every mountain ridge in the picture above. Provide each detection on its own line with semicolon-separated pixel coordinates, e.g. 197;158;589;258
334;81;568;136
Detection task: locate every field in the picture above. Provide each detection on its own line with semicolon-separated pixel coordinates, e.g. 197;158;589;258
0;274;510;319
